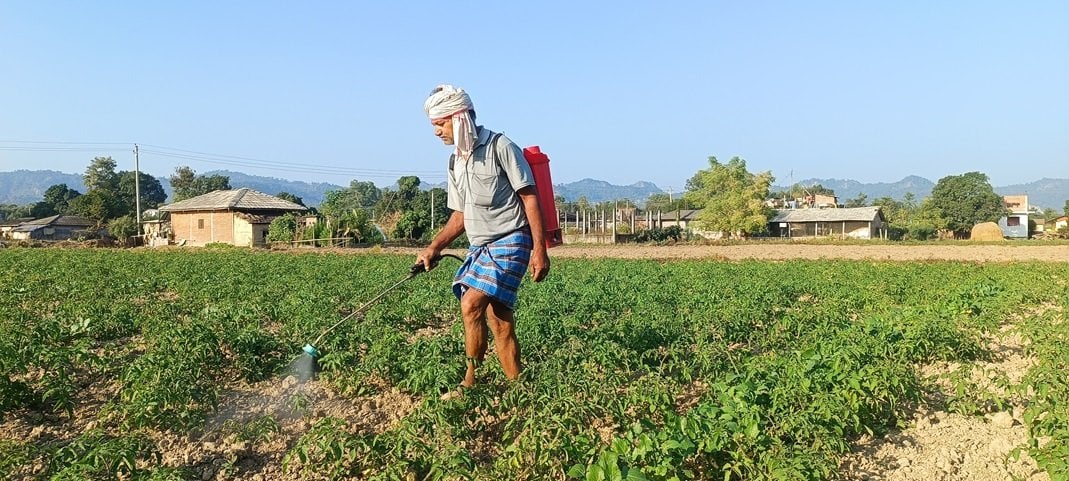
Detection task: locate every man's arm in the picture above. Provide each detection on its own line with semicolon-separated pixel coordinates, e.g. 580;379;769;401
417;210;464;271
517;186;550;282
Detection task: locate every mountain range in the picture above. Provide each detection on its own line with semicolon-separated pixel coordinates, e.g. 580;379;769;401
2;169;1067;211
776;176;1069;211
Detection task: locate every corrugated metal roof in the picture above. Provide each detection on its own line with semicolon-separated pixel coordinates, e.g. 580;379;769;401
770;206;883;223
657;209;701;221
160;188;306;212
23;215;95;227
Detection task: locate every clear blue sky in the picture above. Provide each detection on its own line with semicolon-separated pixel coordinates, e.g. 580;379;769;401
2;1;1066;191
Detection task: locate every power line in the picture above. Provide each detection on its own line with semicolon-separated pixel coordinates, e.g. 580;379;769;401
1;140;446;182
139;149;444;181
137;143;442;176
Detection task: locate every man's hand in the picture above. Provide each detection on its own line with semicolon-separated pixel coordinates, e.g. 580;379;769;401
529;248;550;282
416;247;442;272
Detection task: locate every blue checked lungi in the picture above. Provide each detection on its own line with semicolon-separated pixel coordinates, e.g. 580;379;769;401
453;227;533;310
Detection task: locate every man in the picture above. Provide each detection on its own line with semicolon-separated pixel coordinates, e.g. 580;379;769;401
416;85;550;390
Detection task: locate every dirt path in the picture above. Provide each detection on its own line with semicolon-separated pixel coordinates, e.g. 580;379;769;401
378;243;1069;262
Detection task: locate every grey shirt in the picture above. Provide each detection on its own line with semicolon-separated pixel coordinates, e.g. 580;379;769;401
447;126;535;246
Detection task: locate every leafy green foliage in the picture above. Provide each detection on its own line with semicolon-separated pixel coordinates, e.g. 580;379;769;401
168;165;231;202
108;214;139;241
119;318;225;430
266;212;298;244
684;156;773;238
928;171;1006;235
0;249;1065;480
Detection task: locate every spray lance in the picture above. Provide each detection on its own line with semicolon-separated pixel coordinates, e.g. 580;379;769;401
301;254;463;369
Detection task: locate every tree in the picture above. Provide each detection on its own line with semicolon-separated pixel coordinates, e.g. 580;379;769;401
30;184;81;218
108;215;138;244
193;174;231;196
266;213;298;244
0;203;32;221
644;192;672;212
1064;200;1069;217
907;198;946;240
169;166;197;201
320;182;384;244
575;196;591;212
275;192;304;206
68;189;121;225
83;157;119;192
43;184;81;212
844;193;868;208
169;166;231;202
350;180;381;209
29;201;58;219
771;183;835;201
117;171;167;216
683;156;774;238
928;172;1006;236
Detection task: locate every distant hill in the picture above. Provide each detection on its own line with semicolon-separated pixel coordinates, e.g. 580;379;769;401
0;170;88;205
994;178;1069;211
774;176;936;203
776;176;1069;210
0;169;343;207
201;170;343;207
554;178;664;204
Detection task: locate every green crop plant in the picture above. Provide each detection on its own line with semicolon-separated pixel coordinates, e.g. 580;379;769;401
222;414;283;444
0;248;1066;480
48;430;159;480
118;317;225;430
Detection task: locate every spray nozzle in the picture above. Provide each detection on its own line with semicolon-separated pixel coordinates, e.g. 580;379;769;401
302;344;321;359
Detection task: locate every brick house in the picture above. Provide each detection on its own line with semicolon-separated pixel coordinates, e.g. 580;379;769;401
159;188;306;247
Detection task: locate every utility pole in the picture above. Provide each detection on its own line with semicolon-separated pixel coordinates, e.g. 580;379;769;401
134;144;141;237
430;189;435;230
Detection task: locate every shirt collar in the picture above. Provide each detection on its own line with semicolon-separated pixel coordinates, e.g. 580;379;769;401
474;125;491;147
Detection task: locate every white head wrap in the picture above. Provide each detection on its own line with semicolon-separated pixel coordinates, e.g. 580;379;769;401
425;85;477;160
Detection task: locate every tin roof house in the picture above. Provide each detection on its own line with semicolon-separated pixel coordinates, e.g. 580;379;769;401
159;188;306;247
768;206;886;239
7;215;96;241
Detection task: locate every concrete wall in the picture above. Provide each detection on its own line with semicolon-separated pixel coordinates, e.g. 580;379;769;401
998;215;1029;239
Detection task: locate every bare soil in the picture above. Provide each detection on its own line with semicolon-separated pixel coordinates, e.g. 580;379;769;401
840;320;1051;481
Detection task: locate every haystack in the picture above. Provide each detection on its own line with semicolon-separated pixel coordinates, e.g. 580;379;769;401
970;222;1005;241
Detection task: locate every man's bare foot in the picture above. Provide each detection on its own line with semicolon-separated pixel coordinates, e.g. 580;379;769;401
439;384;467;401
462;367;476;388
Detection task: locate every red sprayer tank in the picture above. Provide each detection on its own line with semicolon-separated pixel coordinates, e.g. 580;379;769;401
522;146;563;248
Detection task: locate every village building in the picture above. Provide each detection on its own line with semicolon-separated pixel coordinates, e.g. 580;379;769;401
768;206;886;239
998;195;1029;239
5;215;96;241
0;217;34;239
159;188;306;247
1050;216;1069;233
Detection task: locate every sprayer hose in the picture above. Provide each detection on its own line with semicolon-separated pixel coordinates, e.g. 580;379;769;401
310;253;464;347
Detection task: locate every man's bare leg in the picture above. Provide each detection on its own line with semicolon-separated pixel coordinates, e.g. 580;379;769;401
486;301;522;380
459;288;491;387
